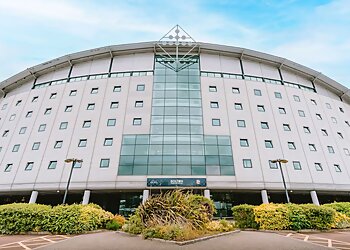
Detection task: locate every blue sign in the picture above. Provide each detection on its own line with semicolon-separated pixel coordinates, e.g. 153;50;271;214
147;178;206;187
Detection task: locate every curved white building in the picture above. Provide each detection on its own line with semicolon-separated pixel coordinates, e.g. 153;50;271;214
1;26;349;215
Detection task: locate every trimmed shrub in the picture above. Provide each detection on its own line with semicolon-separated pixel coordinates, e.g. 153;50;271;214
112;214;126;226
232;204;258;229
323;202;350;217
254;204;290;230
332;212;350;229
205;220;235;232
0;203;113;234
106;220;121;231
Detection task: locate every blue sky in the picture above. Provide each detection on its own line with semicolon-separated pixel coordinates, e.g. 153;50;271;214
0;0;349;88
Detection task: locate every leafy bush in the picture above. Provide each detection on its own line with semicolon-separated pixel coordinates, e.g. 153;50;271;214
332;212;350;229
205;220;235;232
0;203;113;234
254;204;291;230
122;213;144;234
106;220;121;231
112;214;126;226
323;202;350;217
232;204;258;229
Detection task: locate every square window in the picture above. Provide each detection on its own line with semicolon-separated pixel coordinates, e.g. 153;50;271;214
232;87;240;94
87;103;95;110
2;104;8;110
237;120;246;128
78;139;87;147
326;103;332;109
257;105;265;112
331;117;337;123
309;144;317;151
32;142;40;150
210;102;219;108
265;140;273;148
135;101;143;107
65;105;73;112
315;163;323;171
100;158;110;168
234;103;243;110
83;120;91;128
38;124;46;132
19;127;27;134
4;163;12;172
91;87;98;94
316;114;322;120
344;148;350;156
15;100;22;106
73;161;82;168
293;161;302;170
261;122;269;129
339;107;344;113
288;142;296;150
137;84;145;91
12;144;20;152
59;122;68;130
278;107;286;114
133;118;142;126
107;119;116;126
2;130;9;137
209;86;217;92
243;159;252;168
293;95;300;102
44;108;52;115
321;129;328;136
311;99;317;105
104;138;113;146
212;119;221;126
110;102;119;109
69;90;77;96
283;124;291;131
327;146;335;153
48;161;57;169
298;110;305;117
274;92;282;99
54;141;63;149
334;164;342;172
303;126;311;134
240;139;249;147
32;96;38;102
254;89;262;96
337;132;344;139
9;114;16;121
26;111;33;117
113;86;121;92
50;93;57;99
269;160;278;169
25;162;34;171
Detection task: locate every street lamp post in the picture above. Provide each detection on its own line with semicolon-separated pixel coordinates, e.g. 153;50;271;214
271;159;290;203
62;158;83;204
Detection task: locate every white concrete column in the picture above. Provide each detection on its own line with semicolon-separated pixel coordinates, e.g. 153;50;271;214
204;189;210;199
29;191;38;204
82;190;91;205
310;190;320;206
261;190;269;204
142;190;149;204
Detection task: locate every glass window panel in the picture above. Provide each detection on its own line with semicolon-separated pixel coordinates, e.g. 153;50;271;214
134;145;149;155
163;165;176;175
148;165;162;175
136;135;149;144
177;90;189;98
220;165;234;175
152;107;164;115
177;156;191;165
162;135;175;144
177;165;191;175
205;136;217;145
191;135;204;144
177;99;190;107
177;135;190;144
150;135;163;144
189;91;201;98
154;75;166;82
190;107;202;116
165;99;177;106
205;156;220;165
119;156;134;165
153;99;164;106
122;136;136;144
133;156;148;165
177;125;190;134
191;125;203;134
152;116;164;124
177;116;189;125
133;165;148;175
190;99;201;107
121;145;135;155
191;145;204;155
151;125;163;134
205;145;219;155
206;165;220;175
220;156;234;165
192;156;205;165
164;116;177;124
189;75;200;82
148;156;162;165
219;146;232;155
217;136;231;145
165;91;176;98
177;145;191;155
153;91;165;98
149;145;163;155
177;107;189;115
189;116;202;125
165;107;177;115
163;144;176;155
192;165;205;175
164;125;177;134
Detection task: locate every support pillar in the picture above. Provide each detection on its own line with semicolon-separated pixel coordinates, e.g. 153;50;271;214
142;190;149;204
204;189;210;199
82;190;91;205
29;191;38;204
310;190;320;206
261;190;269;204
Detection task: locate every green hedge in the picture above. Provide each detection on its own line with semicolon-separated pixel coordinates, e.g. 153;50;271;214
323;202;350;217
0;203;113;234
232;203;336;230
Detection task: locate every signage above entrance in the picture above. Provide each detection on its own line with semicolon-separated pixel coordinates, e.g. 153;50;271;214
147;178;206;187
